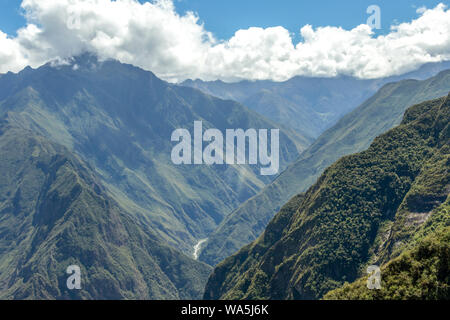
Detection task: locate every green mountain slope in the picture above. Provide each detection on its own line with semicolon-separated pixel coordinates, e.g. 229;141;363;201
324;204;449;300
204;93;449;300
199;70;450;266
0;54;308;256
0;123;211;299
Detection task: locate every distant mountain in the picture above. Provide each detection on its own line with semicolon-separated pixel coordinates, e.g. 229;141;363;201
182;61;450;139
0;123;211;299
0;53;308;256
199;70;450;266
204;94;449;300
182;76;381;140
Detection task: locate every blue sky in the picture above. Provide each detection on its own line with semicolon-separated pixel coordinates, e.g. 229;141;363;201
173;0;446;39
0;0;446;39
1;1;449;81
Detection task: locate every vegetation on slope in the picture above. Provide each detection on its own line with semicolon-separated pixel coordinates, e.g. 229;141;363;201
200;70;450;267
324;203;449;300
204;94;449;300
0;124;211;299
0;54;308;256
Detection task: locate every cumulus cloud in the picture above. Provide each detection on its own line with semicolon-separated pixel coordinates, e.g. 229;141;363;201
0;0;449;82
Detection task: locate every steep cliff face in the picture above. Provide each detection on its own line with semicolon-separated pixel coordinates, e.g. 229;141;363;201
204;94;449;300
0;124;211;299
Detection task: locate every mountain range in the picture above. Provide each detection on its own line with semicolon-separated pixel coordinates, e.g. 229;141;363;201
204;93;449;300
0;54;307;257
199;69;450;266
0;53;449;300
0;53;310;299
182;61;450;140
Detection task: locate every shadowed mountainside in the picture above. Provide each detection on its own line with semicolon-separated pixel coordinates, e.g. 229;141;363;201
0;123;212;299
0;54;309;255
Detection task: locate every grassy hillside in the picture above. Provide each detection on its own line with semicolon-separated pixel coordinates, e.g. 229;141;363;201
199;70;450;266
0;123;211;299
204;94;449;300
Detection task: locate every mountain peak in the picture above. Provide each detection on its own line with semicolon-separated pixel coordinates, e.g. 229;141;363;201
71;52;101;67
44;52;104;71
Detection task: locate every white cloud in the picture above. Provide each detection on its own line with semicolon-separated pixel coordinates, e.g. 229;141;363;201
0;0;450;82
0;30;28;72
